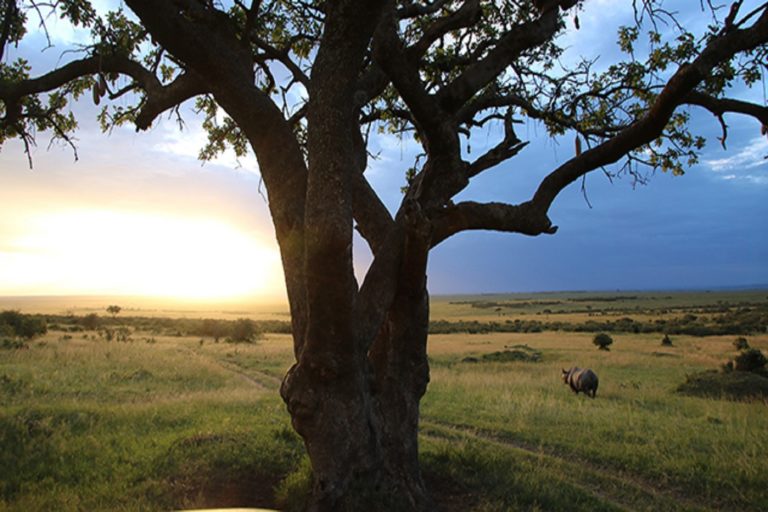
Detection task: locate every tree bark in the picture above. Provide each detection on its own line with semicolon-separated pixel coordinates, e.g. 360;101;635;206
281;208;433;510
280;283;432;512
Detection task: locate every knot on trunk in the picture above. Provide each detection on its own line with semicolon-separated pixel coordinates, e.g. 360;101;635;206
280;363;318;424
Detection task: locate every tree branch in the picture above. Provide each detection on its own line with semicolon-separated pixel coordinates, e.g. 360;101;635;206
466;109;530;178
684;90;768;126
0;52;206;132
431;200;558;247
531;7;768;215
135;71;207;130
373;2;466;207
436;7;566;113
409;0;481;57
251;35;311;90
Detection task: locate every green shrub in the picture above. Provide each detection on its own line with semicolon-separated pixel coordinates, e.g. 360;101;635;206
0;311;47;339
476;345;543;363
677;369;768;401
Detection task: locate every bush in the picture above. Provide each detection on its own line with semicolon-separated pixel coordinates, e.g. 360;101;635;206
229;318;260;343
1;339;28;350
80;313;101;330
677;369;768;401
469;345;543;363
733;348;767;373
733;337;750;350
660;334;673;346
199;318;228;342
592;333;613;351
0;311;47;340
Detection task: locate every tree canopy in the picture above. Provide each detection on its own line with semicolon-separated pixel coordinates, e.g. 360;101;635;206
2;1;768;509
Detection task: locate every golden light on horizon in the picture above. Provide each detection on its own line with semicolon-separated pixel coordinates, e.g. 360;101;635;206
0;208;285;300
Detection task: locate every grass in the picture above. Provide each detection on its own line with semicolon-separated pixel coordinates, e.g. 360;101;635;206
422;331;768;511
1;292;768;511
0;334;301;511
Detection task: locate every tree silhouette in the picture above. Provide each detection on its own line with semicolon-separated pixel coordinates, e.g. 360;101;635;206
106;305;121;318
2;1;768;509
593;332;614;351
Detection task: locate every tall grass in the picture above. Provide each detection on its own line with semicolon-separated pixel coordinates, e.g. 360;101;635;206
2;321;767;510
0;334;301;511
422;332;768;510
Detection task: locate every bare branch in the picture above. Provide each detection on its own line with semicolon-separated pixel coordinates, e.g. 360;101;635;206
436;8;566;113
409;0;481;57
684;90;768;126
431;201;558;247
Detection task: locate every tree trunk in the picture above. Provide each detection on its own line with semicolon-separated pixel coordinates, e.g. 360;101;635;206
281;241;433;511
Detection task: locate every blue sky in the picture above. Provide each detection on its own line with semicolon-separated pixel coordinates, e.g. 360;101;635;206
0;1;766;299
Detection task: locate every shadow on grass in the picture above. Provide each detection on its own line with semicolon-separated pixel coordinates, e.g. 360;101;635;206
677;369;768;402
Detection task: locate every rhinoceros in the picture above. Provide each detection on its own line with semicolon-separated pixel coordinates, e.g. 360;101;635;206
561;367;599;398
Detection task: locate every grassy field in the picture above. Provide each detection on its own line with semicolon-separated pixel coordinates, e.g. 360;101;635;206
1;292;767;511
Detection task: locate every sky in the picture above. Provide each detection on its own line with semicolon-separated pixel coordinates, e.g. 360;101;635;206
0;1;767;301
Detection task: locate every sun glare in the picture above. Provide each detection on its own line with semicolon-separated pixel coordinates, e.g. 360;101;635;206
0;209;284;299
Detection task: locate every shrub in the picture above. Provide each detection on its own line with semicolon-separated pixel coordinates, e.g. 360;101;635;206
733;337;750;350
0;311;47;340
592;333;613;351
229;318;260;343
677;369;768;401
660;334;673;346
80;313;101;330
733;349;767;373
1;339;28;350
199;318;228;342
476;345;542;363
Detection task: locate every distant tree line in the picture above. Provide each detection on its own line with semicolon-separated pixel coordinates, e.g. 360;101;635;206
44;313;286;342
428;305;767;337
11;301;768;341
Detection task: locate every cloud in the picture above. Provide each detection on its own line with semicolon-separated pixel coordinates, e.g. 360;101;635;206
152;119;261;176
703;136;768;184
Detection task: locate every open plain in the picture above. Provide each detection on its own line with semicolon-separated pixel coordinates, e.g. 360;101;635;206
1;290;767;511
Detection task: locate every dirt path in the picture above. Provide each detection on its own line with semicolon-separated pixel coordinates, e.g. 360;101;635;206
421;418;715;512
179;345;282;391
213;357;283;390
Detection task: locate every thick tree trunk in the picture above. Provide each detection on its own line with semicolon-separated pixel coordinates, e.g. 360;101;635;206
368;286;432;510
280;287;432;511
281;236;432;511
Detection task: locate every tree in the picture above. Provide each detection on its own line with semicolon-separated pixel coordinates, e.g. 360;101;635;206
230;317;260;343
80;312;101;330
593;332;614;351
106;305;121;318
2;1;767;509
200;318;228;342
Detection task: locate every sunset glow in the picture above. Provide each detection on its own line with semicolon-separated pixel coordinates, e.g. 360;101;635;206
0;209;284;300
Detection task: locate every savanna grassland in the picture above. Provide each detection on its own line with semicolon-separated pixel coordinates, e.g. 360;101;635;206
1;290;767;511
